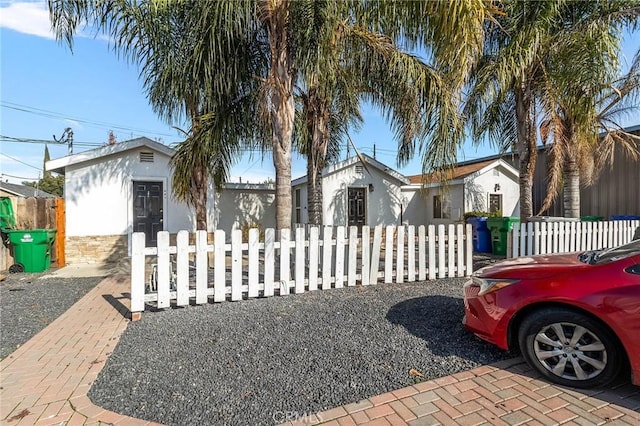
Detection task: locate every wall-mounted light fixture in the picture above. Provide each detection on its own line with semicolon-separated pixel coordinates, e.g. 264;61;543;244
368;183;374;192
494;183;501;192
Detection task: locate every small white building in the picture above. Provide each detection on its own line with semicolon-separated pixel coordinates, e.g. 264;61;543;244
46;137;216;263
215;183;276;233
293;155;520;227
292;154;410;227
46;139;520;263
403;159;521;224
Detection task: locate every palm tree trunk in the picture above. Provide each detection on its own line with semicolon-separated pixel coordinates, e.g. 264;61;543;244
306;91;330;225
514;83;537;222
265;0;295;230
189;109;208;231
193;161;208;230
307;156;323;225
563;144;581;218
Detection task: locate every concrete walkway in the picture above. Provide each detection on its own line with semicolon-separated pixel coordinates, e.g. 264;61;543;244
1;272;639;426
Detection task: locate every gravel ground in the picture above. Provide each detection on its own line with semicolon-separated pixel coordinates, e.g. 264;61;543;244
89;278;512;426
0;272;101;360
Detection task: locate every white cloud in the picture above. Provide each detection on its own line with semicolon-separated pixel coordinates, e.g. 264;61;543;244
0;1;55;39
0;1;109;41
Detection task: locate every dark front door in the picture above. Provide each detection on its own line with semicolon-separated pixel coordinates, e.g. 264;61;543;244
348;187;366;227
133;181;163;246
489;193;502;215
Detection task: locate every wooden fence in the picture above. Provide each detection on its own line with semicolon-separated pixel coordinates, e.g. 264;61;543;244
1;197;64;271
509;219;640;258
131;224;473;314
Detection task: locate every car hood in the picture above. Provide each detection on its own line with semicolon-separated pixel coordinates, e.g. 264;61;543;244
475;253;589;279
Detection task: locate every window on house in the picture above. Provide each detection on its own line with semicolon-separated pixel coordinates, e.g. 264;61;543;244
433;195;450;219
295;188;301;223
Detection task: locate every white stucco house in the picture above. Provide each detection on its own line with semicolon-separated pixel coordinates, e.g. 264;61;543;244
291;155;520;228
46;137;216;263
46;137;519;263
402;158;521;225
292;154;410;227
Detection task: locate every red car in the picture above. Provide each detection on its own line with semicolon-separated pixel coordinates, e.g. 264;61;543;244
463;239;640;388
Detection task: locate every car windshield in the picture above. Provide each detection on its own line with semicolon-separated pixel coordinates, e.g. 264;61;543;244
579;239;640;265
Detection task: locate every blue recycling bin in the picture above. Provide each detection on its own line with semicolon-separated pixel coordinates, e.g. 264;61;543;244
467;217;492;253
611;215;640;220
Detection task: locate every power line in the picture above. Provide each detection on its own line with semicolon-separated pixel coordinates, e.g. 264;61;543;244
2;101;177;138
0;173;38;181
0;152;41;171
0;135;103;147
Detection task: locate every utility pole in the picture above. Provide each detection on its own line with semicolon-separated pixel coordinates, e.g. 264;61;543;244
53;128;74;155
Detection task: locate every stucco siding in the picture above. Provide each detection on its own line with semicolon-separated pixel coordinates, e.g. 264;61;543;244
64;147;215;238
320;166;405;226
464;165;520;217
215;187;276;233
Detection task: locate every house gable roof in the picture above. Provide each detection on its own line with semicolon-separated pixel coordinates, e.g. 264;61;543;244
406;158;519;185
292;154;409;186
46;137;175;174
0;181;57;198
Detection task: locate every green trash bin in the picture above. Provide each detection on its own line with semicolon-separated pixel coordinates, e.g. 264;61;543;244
580;216;603;222
487;217;520;256
1;197;57;273
4;229;57;273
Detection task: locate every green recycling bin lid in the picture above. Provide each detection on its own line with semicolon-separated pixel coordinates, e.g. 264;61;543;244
0;197;16;230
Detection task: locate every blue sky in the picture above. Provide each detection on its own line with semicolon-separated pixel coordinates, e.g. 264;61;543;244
1;1;638;185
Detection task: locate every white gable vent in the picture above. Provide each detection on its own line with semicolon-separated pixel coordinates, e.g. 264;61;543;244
355;165;364;174
140;151;154;163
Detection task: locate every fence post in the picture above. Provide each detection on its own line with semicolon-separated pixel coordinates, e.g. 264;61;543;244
295;227;305;294
437;225;445;279
157;231;171;309
427;225;436;280
407;225;416;282
214;230;226;302
176;230;190;307
418;226;426;281
309;227;319;291
264;228;275;297
335;226;345;288
231;230;242;301
130;232;146;318
370;226;382;285
248;229;260;298
194;230;208;304
280;229;291;294
348;226;358;287
384;225;394;284
396;226;405;283
465;224;473;276
322;226;333;290
361;226;370;285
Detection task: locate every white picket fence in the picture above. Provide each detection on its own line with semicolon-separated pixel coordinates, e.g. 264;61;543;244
131;224;473;313
509;220;640;258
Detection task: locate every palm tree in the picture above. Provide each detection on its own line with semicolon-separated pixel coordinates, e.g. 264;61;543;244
465;0;639;221
465;0;567;221
295;1;493;225
539;47;640;216
49;0;262;230
49;0;493;230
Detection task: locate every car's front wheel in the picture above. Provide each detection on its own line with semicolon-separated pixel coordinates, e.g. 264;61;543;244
518;308;622;388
